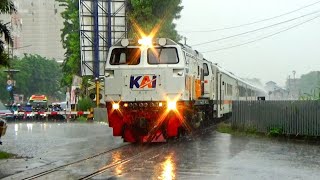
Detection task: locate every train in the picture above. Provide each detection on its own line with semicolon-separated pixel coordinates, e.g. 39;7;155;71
104;37;266;142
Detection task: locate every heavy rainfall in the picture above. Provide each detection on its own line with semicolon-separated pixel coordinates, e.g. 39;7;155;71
0;0;320;179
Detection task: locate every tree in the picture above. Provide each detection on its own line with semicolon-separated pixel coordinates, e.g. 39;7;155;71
0;54;63;102
56;0;80;87
128;0;183;41
0;0;16;67
286;71;320;100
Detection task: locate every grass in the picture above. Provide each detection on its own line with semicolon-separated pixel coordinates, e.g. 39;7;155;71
217;122;260;137
216;122;233;134
0;151;14;159
217;122;320;142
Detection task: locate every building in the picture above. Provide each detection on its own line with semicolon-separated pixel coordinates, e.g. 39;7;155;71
1;0;65;61
265;81;289;100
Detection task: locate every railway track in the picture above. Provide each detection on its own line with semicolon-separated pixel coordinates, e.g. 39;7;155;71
79;125;216;179
22;144;130;180
79;144;166;180
20;124;216;179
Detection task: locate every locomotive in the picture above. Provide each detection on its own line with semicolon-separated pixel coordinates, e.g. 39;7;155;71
104;37;265;142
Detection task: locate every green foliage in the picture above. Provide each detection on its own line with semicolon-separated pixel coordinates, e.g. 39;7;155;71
245;126;257;134
217;122;259;137
77;97;94;111
268;127;283;137
0;0;15;67
128;0;183;41
56;0;80;87
75;116;87;122
0;54;63;102
287;71;320;100
0;0;16;14
299;87;320;100
0;151;14;159
0;52;9;67
217;122;233;134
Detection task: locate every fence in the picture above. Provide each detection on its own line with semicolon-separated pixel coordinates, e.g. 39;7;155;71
230;101;320;136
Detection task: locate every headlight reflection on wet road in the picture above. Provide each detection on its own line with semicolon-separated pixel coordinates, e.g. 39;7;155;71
14;123;19;136
111;151;124;175
27;123;33;132
160;152;176;180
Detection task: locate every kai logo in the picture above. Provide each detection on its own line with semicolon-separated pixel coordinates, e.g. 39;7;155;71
130;75;157;89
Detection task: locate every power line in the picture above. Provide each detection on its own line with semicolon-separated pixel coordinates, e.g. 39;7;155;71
191;10;320;47
180;0;320;33
201;14;320;53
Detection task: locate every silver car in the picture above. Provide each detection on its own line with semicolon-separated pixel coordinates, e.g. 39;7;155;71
0;102;13;120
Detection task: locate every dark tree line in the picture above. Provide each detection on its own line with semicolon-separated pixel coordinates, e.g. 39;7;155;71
0;54;63;102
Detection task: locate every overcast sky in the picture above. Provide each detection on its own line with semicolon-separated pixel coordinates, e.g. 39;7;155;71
175;0;320;87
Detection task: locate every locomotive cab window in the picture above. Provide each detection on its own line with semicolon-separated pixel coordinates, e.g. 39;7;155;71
147;47;179;64
203;63;209;76
110;48;141;65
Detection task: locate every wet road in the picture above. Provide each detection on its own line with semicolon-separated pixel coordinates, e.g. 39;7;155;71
1;122;320;179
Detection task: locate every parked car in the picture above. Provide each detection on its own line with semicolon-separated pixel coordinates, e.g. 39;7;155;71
0;102;13;120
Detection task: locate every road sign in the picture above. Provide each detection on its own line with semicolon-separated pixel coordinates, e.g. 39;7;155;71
87;80;104;91
7;80;12;85
6;85;13;92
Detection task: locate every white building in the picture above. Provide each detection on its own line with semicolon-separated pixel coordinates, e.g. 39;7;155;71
1;0;65;61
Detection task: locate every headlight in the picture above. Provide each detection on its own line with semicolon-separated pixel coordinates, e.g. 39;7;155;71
138;37;152;46
112;103;120;110
167;101;177;110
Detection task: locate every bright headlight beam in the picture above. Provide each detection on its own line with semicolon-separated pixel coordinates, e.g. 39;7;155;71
167;101;177;110
138;37;153;46
112;103;120;110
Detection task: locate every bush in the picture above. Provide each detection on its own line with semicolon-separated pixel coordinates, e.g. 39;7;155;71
77;97;94;111
76;116;87;122
268;127;283;137
217;122;233;133
245;126;257;134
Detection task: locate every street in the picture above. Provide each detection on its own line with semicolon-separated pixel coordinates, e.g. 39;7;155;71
1;122;320;179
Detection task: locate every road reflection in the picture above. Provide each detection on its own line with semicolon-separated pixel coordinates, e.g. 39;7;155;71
111;151;124;175
27;123;33;132
14;123;18;136
159;152;176;180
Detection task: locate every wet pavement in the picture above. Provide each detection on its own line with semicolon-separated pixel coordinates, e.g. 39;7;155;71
1;122;320;179
0;122;124;178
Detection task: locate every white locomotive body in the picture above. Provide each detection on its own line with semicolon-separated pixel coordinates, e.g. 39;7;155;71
104;38;265;142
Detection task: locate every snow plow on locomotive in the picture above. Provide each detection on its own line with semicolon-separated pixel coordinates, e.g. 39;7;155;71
104;37;265;142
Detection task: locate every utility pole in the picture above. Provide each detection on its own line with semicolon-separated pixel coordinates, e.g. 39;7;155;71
292;70;296;99
4;69;20;105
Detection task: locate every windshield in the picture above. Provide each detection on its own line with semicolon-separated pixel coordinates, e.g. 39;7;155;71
147;47;179;64
30;101;48;107
110;48;141;65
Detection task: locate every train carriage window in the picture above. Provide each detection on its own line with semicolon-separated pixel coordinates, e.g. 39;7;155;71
147;47;179;64
228;84;233;95
203;63;209;76
110;48;141;65
239;86;246;97
226;84;233;96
